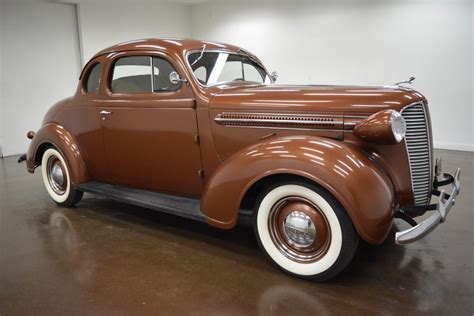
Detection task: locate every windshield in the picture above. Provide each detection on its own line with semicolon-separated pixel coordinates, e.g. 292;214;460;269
187;51;271;86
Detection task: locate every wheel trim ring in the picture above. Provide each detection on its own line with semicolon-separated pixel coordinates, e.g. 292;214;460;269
46;156;68;196
268;196;331;263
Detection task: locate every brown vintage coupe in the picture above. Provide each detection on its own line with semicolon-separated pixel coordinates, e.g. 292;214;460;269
26;38;461;281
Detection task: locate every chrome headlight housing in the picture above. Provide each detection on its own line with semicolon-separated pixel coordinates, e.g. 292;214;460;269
391;111;406;142
354;109;406;144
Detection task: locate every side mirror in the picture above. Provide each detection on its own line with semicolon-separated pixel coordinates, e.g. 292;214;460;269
270;71;278;83
169;71;187;85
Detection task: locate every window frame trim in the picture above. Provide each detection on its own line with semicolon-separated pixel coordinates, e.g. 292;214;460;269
107;54;182;95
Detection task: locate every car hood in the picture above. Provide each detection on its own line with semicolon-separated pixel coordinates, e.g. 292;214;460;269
209;84;426;114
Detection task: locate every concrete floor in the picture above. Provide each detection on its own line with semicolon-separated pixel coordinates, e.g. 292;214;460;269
0;149;472;315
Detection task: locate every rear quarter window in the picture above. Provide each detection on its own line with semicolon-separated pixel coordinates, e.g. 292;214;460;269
85;63;102;93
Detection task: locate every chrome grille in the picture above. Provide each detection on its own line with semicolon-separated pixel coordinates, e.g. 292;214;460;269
402;103;432;205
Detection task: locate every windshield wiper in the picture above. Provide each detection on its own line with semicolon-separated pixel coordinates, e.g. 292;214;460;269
191;44;206;67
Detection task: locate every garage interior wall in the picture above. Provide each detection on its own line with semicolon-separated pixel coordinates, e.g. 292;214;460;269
0;0;81;157
0;1;4;157
0;0;191;157
191;0;473;151
77;2;192;64
0;0;472;157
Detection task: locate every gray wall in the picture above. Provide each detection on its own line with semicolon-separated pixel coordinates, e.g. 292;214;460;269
1;1;81;156
78;2;192;63
0;0;472;156
0;0;4;157
191;0;473;151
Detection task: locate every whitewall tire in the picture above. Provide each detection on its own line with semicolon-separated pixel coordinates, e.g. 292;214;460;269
41;147;83;206
254;182;358;281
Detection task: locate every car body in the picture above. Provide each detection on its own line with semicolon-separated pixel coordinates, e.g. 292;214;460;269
26;38;461;281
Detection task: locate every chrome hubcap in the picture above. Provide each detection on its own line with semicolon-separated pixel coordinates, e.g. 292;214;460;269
268;196;331;263
283;211;316;248
47;156;67;195
51;163;65;188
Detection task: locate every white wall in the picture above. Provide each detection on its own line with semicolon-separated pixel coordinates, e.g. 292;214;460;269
1;0;81;156
0;0;192;157
0;0;472;156
77;2;192;64
191;0;473;151
0;0;4;157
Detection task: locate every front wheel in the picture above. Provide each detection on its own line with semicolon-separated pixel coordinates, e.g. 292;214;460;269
254;182;358;281
41;147;83;207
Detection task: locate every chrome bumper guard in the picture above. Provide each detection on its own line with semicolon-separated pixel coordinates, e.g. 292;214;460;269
395;168;461;245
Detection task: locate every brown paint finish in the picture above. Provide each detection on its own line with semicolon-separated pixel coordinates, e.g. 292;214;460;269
345;135;414;206
52;96;108;182
27;38;432;244
208;84;424;113
210;119;344;161
27;123;90;184
97;50;203;196
201;135;395;243
100;104;203;196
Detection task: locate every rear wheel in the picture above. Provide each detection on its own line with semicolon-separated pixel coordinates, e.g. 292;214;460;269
41;147;83;206
253;182;358;281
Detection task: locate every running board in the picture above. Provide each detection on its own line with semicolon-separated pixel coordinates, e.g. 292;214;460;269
76;181;206;222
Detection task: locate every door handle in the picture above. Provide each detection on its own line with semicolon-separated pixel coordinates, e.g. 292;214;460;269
100;110;112;120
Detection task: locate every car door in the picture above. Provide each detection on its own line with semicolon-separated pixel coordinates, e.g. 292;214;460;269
99;52;203;196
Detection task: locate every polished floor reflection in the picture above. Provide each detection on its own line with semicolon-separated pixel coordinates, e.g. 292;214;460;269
1;149;472;315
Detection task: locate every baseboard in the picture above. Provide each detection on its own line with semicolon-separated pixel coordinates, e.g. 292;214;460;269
2;152;24;158
434;142;474;152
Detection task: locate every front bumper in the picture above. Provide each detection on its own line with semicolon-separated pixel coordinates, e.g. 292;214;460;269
395;168;461;245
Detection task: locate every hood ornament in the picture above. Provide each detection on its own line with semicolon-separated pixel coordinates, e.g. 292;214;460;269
394;76;415;86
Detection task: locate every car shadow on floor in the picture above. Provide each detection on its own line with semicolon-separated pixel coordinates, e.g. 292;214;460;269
51;193;415;283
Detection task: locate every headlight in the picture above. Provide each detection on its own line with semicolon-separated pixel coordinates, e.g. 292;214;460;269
390;111;406;142
354;110;406;144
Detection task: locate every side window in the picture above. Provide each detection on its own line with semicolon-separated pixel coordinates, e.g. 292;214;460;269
85;63;102;93
111;56;152;93
110;56;181;93
152;57;180;92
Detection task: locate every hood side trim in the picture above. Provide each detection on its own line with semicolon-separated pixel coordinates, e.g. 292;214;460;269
214;112;361;131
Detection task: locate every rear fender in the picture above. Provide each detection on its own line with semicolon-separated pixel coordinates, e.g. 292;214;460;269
26;123;90;184
201;135;395;244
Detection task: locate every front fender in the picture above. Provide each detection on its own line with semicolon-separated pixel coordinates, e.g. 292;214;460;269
26;123;90;184
201;135;395;244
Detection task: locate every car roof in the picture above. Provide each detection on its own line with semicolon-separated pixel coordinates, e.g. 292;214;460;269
81;38;255;80
92;38;242;59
